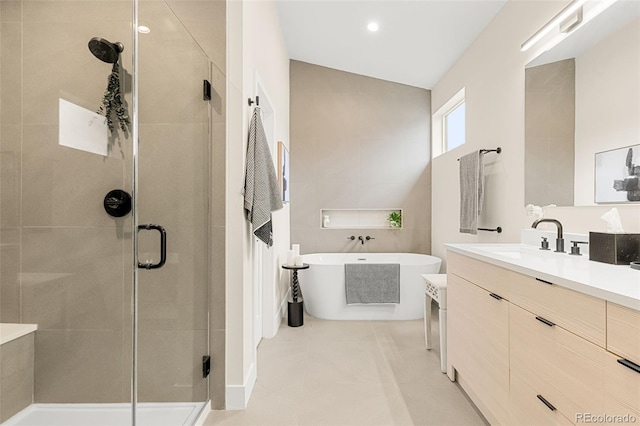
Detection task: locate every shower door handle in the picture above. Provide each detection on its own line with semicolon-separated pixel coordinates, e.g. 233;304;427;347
137;224;167;269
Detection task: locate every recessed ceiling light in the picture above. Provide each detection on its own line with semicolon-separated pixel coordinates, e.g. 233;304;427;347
138;25;151;34
367;22;379;32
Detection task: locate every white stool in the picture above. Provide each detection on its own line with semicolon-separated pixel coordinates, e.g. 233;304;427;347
421;273;447;373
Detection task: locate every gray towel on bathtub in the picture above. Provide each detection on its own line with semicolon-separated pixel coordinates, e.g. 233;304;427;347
345;263;400;304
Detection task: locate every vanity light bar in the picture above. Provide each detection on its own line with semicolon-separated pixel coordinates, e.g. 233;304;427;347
522;0;621;52
521;0;589;51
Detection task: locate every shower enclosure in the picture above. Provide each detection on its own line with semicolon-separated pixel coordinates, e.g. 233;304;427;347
0;1;216;424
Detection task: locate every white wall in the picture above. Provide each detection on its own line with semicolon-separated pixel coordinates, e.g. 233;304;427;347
431;0;640;269
226;0;290;410
225;0;248;406
574;18;640;205
244;1;291;343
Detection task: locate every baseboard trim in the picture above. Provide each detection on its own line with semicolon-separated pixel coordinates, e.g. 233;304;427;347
274;288;290;334
264;287;290;339
224;362;257;410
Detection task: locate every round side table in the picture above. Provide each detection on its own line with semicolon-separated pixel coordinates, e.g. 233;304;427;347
282;264;309;327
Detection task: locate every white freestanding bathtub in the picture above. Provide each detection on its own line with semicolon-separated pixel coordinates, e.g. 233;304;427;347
300;253;442;320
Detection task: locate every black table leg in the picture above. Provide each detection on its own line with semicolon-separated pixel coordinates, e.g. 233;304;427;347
288;270;303;327
292;270;300;302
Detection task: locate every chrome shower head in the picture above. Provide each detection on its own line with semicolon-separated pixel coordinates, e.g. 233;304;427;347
88;37;123;64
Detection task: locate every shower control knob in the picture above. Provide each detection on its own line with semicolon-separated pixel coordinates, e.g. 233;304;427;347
103;189;132;217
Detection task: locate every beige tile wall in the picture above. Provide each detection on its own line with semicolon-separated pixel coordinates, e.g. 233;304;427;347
34;330;124;403
13;0;136;404
1;5;24;324
525;58;575;206
0;334;35;423
290;61;432;254
0;0;226;409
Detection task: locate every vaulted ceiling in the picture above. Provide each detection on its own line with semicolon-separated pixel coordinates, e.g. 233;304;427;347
276;0;508;89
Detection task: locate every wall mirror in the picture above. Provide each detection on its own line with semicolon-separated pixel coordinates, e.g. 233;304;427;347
524;0;640;206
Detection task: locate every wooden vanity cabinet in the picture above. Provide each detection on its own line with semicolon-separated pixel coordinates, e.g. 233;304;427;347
447;251;510;296
447;270;510;425
509;303;605;423
447;250;640;425
510;372;575;426
607;303;640;365
605;303;640;422
509;274;606;347
604;351;640;422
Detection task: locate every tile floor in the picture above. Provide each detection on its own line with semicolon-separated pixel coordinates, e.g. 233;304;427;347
205;306;486;426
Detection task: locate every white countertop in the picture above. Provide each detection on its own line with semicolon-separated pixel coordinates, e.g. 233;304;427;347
446;243;640;311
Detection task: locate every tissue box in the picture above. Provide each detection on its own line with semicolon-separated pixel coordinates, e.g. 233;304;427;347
589;232;640;265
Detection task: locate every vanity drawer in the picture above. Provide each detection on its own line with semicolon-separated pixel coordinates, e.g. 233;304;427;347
509;273;606;347
510;372;575;426
447;251;510;298
607;302;640;365
604;350;640;421
510;304;605;420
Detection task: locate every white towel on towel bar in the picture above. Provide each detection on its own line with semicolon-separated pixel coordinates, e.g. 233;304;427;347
459;150;484;234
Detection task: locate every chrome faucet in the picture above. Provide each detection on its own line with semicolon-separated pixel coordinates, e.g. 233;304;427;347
531;218;565;253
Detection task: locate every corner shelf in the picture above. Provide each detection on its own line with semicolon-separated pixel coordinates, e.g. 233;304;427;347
320;208;402;229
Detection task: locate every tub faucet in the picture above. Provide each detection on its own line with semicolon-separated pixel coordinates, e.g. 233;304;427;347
358;236;365;245
531;218;565;253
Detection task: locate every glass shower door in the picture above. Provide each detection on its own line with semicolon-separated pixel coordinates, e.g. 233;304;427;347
134;1;211;423
0;0;210;424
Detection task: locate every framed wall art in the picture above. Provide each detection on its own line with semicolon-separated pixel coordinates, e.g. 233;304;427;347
595;144;640;203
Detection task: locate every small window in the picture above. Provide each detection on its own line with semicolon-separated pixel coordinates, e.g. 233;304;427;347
444;101;465;151
432;88;465;158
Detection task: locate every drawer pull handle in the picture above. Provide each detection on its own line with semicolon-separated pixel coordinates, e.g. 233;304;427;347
535;278;553;285
536;395;556;411
617;358;640;374
489;293;503;301
535;316;556;327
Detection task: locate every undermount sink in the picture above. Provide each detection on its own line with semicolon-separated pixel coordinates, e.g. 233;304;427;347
465;244;525;252
492;251;522;259
462;244;542;260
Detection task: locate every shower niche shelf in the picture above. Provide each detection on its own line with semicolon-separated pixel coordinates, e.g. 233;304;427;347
320;209;403;229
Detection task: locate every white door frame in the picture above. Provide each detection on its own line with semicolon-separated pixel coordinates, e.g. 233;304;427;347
252;73;277;349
